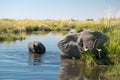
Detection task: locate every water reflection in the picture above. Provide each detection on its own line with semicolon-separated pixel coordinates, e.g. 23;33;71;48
26;31;50;36
51;31;68;36
28;52;44;65
59;59;110;80
26;31;69;37
59;59;81;80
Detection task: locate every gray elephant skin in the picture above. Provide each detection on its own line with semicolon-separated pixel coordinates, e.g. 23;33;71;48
28;41;46;54
58;33;81;59
58;30;108;59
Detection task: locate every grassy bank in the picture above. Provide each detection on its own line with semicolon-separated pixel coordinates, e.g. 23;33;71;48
0;33;25;41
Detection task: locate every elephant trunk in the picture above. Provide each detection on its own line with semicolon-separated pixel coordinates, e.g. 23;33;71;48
91;39;98;55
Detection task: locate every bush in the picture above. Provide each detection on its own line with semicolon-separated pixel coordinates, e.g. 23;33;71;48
32;26;39;31
25;26;33;33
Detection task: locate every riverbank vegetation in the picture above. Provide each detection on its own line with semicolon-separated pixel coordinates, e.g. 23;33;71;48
0;18;120;77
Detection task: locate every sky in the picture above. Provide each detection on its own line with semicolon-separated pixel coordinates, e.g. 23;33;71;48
0;0;120;20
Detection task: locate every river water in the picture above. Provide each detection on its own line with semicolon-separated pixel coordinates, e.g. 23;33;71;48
0;32;119;80
0;32;63;80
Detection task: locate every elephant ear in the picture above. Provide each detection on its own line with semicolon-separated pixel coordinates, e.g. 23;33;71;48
93;31;108;45
92;31;101;39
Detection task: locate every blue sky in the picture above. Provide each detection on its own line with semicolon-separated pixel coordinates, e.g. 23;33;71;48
0;0;120;20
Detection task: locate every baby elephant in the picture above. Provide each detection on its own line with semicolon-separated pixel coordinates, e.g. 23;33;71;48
28;41;46;54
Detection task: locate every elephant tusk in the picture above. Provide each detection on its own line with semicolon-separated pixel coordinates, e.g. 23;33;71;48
84;47;88;51
91;39;97;49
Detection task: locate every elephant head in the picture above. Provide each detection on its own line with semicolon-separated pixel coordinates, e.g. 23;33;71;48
28;41;46;54
77;31;97;52
77;31;108;55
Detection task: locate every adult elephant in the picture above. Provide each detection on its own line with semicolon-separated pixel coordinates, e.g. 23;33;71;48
58;30;108;59
28;41;46;54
